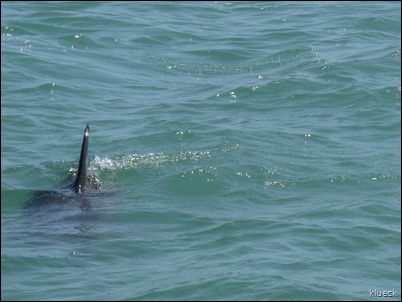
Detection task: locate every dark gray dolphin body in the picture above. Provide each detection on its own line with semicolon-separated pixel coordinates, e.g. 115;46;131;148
25;124;96;207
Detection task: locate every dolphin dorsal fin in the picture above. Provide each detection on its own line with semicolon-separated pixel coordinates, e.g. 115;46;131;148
74;124;90;194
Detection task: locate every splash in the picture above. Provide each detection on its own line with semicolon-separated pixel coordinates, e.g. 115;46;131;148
90;150;212;171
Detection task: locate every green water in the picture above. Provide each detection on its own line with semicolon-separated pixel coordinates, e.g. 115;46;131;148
1;1;401;300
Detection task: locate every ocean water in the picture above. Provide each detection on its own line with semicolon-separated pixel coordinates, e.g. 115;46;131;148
1;1;400;301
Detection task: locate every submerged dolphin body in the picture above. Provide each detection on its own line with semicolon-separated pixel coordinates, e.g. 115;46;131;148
25;124;98;207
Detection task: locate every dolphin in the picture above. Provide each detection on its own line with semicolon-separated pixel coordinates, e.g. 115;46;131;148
68;123;89;194
25;124;99;208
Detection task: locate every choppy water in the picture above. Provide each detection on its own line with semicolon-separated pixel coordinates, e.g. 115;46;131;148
1;1;401;301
